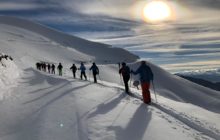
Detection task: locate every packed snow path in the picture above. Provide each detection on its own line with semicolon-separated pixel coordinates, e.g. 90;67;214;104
0;68;220;140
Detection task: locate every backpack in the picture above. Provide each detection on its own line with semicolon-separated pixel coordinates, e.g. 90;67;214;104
93;66;99;74
133;80;139;87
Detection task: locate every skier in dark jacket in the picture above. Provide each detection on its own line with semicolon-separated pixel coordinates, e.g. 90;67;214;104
51;64;55;74
131;61;153;104
89;62;99;83
70;64;77;78
57;63;63;76
36;62;40;70
79;62;87;80
119;62;130;93
47;64;51;74
42;63;46;72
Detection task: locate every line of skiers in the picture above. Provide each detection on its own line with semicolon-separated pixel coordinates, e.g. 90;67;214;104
119;61;154;104
36;62;55;74
36;62;99;83
36;60;153;104
70;62;99;83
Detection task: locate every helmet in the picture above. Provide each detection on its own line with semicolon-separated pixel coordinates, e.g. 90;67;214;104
122;62;126;66
141;61;146;65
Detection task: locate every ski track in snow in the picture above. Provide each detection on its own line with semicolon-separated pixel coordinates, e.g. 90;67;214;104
35;69;220;139
1;64;220;140
80;79;220;140
151;103;220;140
82;80;220;140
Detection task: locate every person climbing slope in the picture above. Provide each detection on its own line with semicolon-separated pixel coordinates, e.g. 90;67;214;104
79;62;87;80
57;63;63;76
119;62;130;94
89;62;99;83
70;63;77;78
51;64;55;74
131;61;153;104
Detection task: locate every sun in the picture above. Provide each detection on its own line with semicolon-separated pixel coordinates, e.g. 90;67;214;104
143;1;172;22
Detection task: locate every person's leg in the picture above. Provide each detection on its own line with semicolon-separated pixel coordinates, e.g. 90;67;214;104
84;72;87;80
123;77;129;93
141;82;151;103
59;70;62;76
82;72;87;80
73;72;76;78
125;82;129;93
94;74;97;83
80;72;83;79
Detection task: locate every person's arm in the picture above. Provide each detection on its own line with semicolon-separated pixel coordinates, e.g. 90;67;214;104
131;67;140;75
89;66;92;71
119;68;122;74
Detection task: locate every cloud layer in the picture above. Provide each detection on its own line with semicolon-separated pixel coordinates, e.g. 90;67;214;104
0;0;220;73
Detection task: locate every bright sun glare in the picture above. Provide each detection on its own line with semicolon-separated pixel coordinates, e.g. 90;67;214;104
143;1;172;22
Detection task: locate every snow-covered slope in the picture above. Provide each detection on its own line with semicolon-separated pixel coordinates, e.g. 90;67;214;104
0;57;19;100
0;16;139;64
0;16;220;140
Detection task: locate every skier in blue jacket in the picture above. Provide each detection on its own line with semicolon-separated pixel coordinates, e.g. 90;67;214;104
79;62;87;80
131;61;153;104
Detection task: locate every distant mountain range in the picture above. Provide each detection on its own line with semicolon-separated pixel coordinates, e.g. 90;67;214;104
176;74;220;91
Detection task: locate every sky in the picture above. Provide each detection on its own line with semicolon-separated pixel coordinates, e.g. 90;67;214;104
0;0;220;73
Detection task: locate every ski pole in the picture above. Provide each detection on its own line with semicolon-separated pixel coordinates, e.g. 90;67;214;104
120;74;123;85
152;80;157;102
89;70;91;81
98;74;103;84
118;62;123;85
130;73;132;87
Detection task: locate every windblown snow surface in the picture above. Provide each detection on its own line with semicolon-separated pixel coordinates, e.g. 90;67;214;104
0;16;220;140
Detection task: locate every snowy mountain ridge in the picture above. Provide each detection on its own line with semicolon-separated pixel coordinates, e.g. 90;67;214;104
0;16;220;140
0;16;139;64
